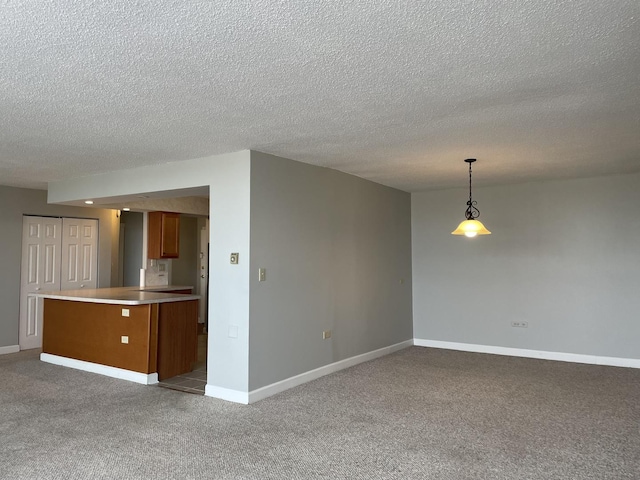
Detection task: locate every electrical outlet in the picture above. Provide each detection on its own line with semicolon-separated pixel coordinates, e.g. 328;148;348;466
121;336;129;344
323;330;332;339
121;308;130;317
230;253;239;264
511;321;529;328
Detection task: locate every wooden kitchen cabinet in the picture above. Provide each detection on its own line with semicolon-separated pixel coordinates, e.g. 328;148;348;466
148;211;180;259
42;297;198;381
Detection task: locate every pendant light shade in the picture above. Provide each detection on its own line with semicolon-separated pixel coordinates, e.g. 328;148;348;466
451;219;491;237
451;158;491;237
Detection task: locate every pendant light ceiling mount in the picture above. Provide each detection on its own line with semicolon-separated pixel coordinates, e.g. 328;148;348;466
451;158;491;238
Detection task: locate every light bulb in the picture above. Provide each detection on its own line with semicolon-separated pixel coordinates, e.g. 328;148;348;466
464;231;477;238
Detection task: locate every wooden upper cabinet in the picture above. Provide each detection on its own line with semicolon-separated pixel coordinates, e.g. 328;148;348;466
148;212;180;259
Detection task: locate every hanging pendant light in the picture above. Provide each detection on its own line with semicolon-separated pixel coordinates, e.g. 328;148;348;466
451;158;491;237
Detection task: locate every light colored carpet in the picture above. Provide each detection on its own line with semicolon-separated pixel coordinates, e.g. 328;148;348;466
1;347;639;479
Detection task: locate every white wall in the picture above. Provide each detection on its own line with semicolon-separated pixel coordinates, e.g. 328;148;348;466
412;173;640;361
0;185;118;349
249;152;413;390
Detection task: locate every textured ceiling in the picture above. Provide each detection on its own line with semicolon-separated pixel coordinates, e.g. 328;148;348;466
1;0;639;192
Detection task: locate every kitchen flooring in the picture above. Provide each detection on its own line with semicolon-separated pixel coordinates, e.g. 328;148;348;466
158;332;207;395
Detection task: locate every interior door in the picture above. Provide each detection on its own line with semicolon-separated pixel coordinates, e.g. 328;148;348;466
198;219;209;329
61;218;98;291
19;216;62;350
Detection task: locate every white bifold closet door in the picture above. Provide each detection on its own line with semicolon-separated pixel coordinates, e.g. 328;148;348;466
60;217;98;291
20;217;62;350
19;216;98;350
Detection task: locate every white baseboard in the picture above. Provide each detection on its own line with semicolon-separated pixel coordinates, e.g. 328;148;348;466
40;353;159;385
0;345;20;355
205;385;249;404
248;339;414;404
414;339;640;369
204;339;414;405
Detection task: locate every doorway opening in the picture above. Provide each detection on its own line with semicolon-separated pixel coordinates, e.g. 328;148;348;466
156;217;209;394
109;188;211;394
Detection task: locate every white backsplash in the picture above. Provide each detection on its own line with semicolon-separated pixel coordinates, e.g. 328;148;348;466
144;259;170;286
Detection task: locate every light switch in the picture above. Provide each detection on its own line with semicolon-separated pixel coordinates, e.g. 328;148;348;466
258;268;266;282
121;308;130;317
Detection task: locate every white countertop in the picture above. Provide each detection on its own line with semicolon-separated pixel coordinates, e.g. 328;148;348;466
136;285;194;293
31;286;199;305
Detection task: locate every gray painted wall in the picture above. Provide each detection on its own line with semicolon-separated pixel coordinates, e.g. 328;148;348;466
249;152;413;390
120;211;143;287
45;150;414;395
412;173;640;360
0;185;117;348
171;215;199;289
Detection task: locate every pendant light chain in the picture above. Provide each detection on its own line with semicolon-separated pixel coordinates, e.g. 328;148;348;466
468;161;473;205
465;160;480;221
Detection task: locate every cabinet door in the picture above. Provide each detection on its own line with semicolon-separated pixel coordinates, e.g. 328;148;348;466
160;213;180;258
148;212;180;259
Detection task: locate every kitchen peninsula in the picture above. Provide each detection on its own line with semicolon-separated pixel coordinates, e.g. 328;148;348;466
35;286;199;385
